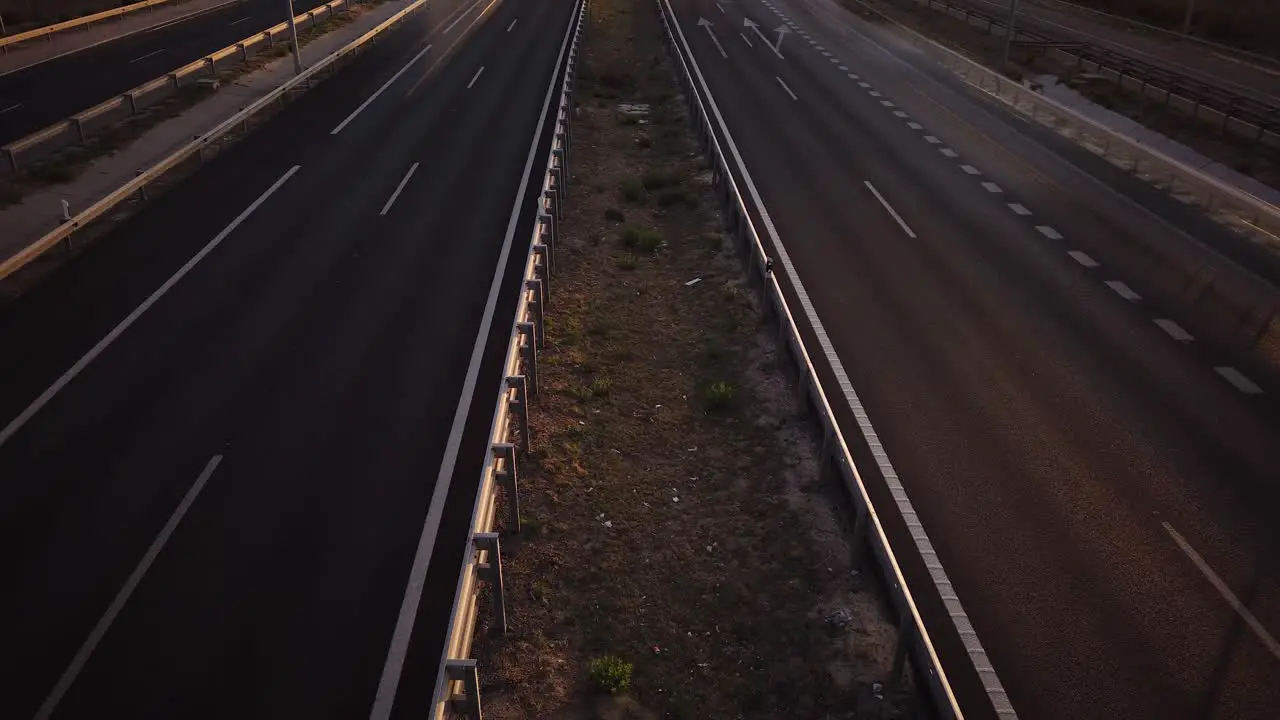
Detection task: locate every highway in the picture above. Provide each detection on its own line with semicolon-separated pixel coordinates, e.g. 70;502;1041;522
0;0;336;147
668;0;1280;717
0;0;577;715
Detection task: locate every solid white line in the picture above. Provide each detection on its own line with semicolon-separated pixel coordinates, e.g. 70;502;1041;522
1008;202;1031;215
776;76;798;100
1068;250;1099;268
442;3;475;33
1154;318;1194;342
229;15;252;26
1215;367;1264;395
507;18;517;31
129;48;166;63
0;167;300;450
940;148;958;158
372;5;580;717
865;181;916;238
331;43;433;134
380;163;420;216
981;181;1002;193
1105;280;1141;301
0;103;20;115
34;456;223;720
1036;225;1062;239
467;66;485;89
960;164;980;174
740;32;753;47
717;1;726;12
1162;522;1280;659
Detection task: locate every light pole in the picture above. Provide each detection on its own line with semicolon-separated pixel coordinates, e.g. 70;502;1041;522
1180;0;1195;36
1001;0;1020;70
284;0;303;75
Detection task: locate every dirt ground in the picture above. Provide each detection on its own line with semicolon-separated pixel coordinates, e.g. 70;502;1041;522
470;0;923;718
852;0;1280;193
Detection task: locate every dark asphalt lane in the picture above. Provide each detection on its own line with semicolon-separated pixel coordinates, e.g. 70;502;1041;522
671;0;1280;717
0;0;335;146
0;0;575;715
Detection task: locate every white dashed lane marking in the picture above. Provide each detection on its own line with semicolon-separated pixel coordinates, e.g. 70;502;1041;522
1008;203;1031;215
1105;280;1141;301
961;164;980;174
981;181;1003;193
940;148;958;158
893;110;908;117
1068;250;1100;268
1215;367;1264;395
1154;319;1194;342
1036;225;1063;239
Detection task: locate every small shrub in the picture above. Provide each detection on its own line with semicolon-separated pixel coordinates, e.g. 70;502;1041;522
620;177;644;203
589;656;633;695
604;207;626;222
642;168;683;190
706;381;735;412
657;190;696;208
620;227;661;252
617;253;638;270
590;377;613;397
701;232;722;252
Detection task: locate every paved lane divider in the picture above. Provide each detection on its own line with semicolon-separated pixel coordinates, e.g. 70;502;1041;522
414;1;585;717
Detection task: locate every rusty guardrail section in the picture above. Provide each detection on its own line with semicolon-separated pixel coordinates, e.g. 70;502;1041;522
425;0;583;717
1;0;370;177
0;0;428;282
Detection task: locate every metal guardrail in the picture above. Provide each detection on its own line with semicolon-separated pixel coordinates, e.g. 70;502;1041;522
657;0;1004;717
899;0;1280;151
0;0;428;282
1;0;370;176
0;0;210;51
857;0;1280;247
425;1;583;718
1031;0;1280;70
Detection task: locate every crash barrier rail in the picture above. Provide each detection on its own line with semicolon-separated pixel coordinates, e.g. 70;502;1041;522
1032;0;1280;70
426;0;584;717
1;0;371;177
0;0;209;52
898;0;1280;151
855;0;1280;246
658;0;1018;717
0;0;428;282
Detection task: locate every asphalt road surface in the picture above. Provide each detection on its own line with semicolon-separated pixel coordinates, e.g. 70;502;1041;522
0;0;337;146
669;0;1280;717
0;0;577;716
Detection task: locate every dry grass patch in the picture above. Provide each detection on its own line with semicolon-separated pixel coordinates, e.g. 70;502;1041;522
472;0;921;718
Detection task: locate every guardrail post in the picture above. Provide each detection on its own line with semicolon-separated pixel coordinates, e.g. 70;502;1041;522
538;210;555;251
444;659;483;720
850;501;869;569
506;375;531;453
538;225;554;271
474;532;507;634
518;321;539;395
135;169;149;201
526;279;545;349
889;622;916;691
493;442;521;534
544;186;559;224
533;243;551;293
552;146;567;196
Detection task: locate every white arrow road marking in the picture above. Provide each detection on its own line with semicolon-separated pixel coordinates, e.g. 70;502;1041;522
697;17;728;59
744;18;783;58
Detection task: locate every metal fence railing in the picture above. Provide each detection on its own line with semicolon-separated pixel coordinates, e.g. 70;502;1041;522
425;0;584;717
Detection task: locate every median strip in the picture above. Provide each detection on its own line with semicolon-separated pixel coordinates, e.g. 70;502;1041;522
471;0;923;716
